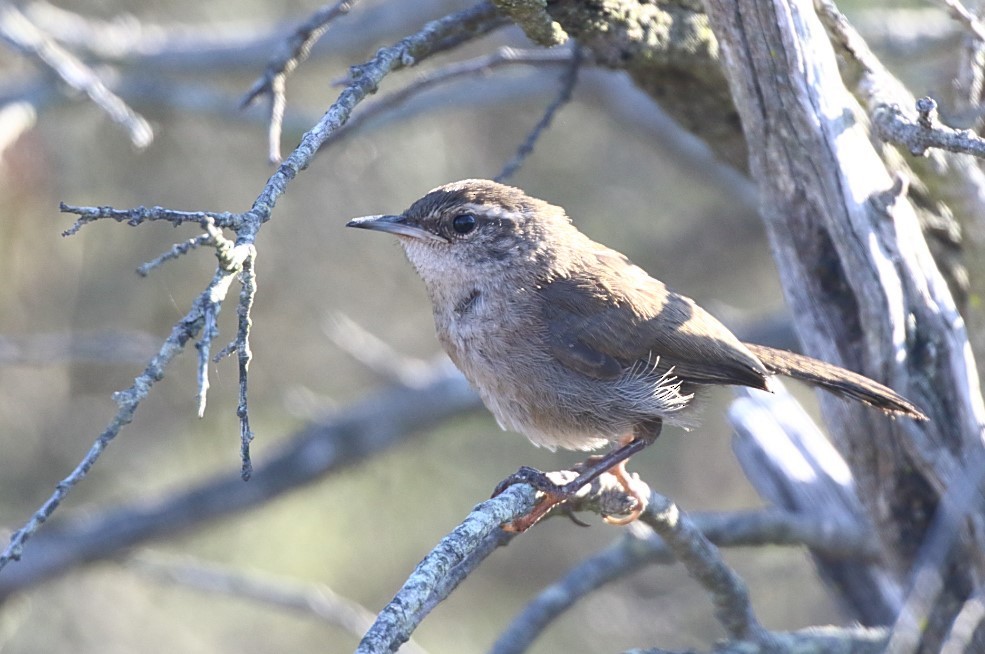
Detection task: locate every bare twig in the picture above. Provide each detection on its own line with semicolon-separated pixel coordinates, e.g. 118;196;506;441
241;0;360;163
873;97;985;158
240;0;502;240
319;46;573;153
495;44;582;183
353;470;663;654
817;0;985;229
0;5;151;147
128;552;431;654
137;233;215;277
234;251;257;479
60;203;240;236
0;271;239;570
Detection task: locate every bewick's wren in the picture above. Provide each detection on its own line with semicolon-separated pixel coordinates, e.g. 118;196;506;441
348;179;926;530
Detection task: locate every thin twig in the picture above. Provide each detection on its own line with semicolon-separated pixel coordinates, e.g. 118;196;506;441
241;0;503;241
0;4;152;147
137;233;215;277
128;552;431;654
195;220;246;421
241;0;360;163
873;96;985;158
60;203;240;236
235;251;257;480
319;46;574;153
495;44;582;182
0;273;237;570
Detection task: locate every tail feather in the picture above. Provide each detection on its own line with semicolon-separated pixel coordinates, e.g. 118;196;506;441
744;343;928;421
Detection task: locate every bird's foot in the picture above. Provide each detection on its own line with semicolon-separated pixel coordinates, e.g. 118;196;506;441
492;463;648;532
492;466;573;532
600;460;649;525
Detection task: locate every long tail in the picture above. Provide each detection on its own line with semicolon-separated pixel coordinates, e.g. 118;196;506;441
744;343;928;421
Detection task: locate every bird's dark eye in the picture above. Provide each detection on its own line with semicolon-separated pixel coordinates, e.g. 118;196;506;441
451;213;478;235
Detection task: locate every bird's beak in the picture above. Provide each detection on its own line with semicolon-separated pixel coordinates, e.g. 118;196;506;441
346;214;447;243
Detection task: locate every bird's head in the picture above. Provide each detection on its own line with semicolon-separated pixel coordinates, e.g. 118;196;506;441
346;179;574;289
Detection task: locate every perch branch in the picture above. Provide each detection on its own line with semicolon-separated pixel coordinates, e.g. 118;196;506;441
354;471;662;654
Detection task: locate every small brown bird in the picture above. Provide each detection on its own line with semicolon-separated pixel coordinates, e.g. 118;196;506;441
347;179;927;530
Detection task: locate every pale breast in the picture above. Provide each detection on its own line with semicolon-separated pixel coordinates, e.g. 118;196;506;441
432;286;631;451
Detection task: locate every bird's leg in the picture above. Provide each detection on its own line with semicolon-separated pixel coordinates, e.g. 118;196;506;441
494;419;662;532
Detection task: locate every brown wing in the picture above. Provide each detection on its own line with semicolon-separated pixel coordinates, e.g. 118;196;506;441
538;248;770;390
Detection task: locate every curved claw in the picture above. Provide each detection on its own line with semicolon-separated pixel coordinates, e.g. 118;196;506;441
491;466;563;498
601;460;649;525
